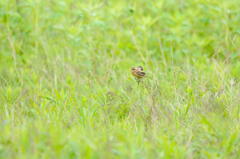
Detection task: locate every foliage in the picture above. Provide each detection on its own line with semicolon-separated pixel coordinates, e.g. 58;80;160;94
1;0;240;158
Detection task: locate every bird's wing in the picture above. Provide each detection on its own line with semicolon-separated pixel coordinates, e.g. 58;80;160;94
136;71;146;77
137;66;143;71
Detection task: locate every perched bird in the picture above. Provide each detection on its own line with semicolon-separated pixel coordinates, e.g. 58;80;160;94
130;66;146;79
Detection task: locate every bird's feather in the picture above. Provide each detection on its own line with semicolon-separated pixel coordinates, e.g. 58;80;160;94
137;66;143;71
136;71;146;77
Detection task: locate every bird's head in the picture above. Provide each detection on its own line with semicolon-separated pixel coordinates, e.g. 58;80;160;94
130;66;136;71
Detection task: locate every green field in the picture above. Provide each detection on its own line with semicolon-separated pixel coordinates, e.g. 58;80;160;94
1;0;240;158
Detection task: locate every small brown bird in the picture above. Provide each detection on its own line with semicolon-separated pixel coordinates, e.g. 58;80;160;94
130;66;146;79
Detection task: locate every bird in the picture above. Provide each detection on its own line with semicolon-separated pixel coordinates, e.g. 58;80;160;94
130;66;146;80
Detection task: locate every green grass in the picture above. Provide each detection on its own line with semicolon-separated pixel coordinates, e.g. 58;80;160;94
1;0;240;158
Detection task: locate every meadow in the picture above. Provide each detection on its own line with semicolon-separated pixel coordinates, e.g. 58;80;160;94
1;0;240;158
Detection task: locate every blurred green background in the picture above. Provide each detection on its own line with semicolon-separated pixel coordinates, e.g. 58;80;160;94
1;0;240;158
